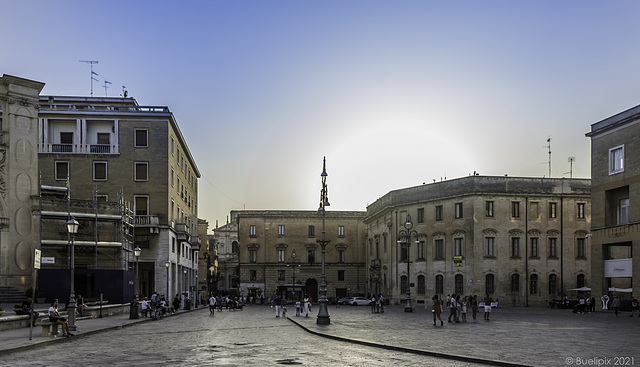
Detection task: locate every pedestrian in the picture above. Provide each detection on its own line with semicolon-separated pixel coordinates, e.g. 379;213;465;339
432;295;443;326
295;299;301;316
446;294;451;308
173;294;181;313
303;295;310;317
141;297;151;317
209;294;216;315
589;297;596;313
379;294;385;313
456;295;462;322
274;295;282;317
472;295;479;322
630;298;639;317
371;295;377;313
578;296;586;314
612;296;621;316
448;293;457;323
461;296;468;322
484;296;492;321
217;295;223;311
282;305;287;318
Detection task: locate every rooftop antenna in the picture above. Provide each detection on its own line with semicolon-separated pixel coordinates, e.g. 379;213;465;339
547;137;552;178
79;60;99;96
567;157;575;178
122;85;128;98
103;80;112;97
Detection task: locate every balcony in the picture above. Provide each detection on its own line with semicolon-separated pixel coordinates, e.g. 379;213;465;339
175;223;191;243
51;144;73;153
134;215;159;234
90;144;111;153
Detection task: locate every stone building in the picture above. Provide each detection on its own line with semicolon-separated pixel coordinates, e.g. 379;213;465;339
364;176;591;307
235;210;367;302
211;216;239;294
586;105;640;303
36;94;201;304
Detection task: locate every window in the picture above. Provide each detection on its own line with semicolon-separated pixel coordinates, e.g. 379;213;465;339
337;249;345;263
435;206;443;221
134;196;149;216
417;275;425;295
486;274;495;295
60;132;74;144
455;203;463;218
171;136;174;155
308;225;315;237
417;240;425;259
549;202;557;219
55;161;69;180
400;275;408;294
511;274;520;292
278;225;285;237
485;237;495;257
97;132;110;145
171;169;174;187
619;198;629;225
338;225;345;237
93;161;107;181
417;208;424;223
250;225;256;237
96;195;108;202
435;275;444;294
435;239;444;260
549;274;557;295
511;237;520;257
454;238;463;257
530;274;538;294
278;270;285;281
250;270;257;281
249;249;257;263
308;250;315;264
609;145;624;174
577;238;586;258
512;202;520;218
577;274;585;288
338;270;345;281
486;201;494;217
135;234;150;249
135;162;148;181
530;238;539;257
577;203;585;219
172;238;176;253
134;129;148;147
277;249;285;263
400;243;408;262
455;274;463;294
548;238;557;258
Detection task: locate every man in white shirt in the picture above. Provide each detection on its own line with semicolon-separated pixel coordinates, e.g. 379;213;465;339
209;295;217;315
141;297;150;317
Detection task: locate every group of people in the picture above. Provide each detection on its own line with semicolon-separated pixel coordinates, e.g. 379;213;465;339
575;296;597;314
272;294;312;318
370;294;385;313
432;294;492;326
140;292;184;317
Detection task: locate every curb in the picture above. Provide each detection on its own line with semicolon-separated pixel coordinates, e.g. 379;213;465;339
286;316;532;367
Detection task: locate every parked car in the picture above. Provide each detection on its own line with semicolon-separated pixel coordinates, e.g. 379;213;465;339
337;297;353;305
351;297;372;306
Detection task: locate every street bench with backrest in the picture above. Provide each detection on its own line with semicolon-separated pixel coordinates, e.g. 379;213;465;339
34;318;59;337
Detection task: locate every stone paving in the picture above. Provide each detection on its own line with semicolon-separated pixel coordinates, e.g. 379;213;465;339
0;303;638;366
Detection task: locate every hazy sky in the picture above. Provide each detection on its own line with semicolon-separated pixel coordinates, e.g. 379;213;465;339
2;1;639;231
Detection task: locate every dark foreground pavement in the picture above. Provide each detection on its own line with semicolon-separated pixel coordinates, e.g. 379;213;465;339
0;303;638;366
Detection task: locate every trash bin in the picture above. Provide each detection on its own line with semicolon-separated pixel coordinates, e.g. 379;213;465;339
184;300;191;310
129;302;139;319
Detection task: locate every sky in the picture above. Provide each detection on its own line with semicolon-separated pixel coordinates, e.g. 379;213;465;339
2;1;640;232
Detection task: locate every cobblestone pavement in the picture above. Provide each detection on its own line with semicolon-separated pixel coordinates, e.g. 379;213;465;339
1;304;639;367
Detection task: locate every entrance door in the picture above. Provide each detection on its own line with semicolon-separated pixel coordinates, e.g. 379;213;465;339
305;278;318;302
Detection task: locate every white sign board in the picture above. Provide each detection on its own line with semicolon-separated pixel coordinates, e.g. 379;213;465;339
41;257;55;264
604;259;632;278
34;249;41;269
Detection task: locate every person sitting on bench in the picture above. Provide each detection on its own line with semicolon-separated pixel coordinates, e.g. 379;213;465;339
22;296;40;326
49;300;73;337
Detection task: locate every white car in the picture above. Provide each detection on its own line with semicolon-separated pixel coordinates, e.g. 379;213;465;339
351;297;372;306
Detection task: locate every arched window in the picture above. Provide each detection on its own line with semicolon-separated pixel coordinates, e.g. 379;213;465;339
485;274;495;295
455;274;463;294
511;274;520;292
577;274;585;288
400;275;408;294
530;274;538;294
417;275;425;295
436;275;443;295
549;274;557;295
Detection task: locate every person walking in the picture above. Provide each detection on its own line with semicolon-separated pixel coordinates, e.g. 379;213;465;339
630;298;639;317
274;295;282;317
448;293;457;323
472;295;479;322
432;295;443;326
295;299;301;316
303;295;310;317
461;296;468;322
209;294;216;315
612;296;621;316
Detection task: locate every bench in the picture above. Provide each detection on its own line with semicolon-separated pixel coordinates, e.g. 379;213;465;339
34;319;59;337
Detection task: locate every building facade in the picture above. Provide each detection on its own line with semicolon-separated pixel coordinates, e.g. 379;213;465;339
37;95;201;304
586;105;640;303
211;216;239;294
365;176;591;307
235;210;367;303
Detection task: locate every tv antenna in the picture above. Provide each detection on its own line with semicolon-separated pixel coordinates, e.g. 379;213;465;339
79;60;99;96
567;157;575;178
546;137;552;177
122;86;128;98
103;80;112;97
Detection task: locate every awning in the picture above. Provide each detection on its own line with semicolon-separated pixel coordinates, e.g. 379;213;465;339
608;287;633;293
569;286;591;292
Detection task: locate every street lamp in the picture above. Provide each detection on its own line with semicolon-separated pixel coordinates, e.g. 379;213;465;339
397;213;422;312
184;268;188;308
165;261;170;303
317;157;330;325
134;246;141;301
287;250;301;302
66;217;79;331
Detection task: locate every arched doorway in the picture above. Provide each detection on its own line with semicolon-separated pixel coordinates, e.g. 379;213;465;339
305;278;318;302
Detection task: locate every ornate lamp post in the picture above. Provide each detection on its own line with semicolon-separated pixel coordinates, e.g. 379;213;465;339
317;157;330;325
287;250;301;301
66;217;79;331
165;261;170;302
397;213;422;312
134;247;141;300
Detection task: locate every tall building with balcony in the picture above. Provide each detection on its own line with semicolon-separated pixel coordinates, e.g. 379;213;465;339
37;95;201;303
235;210;367;302
586;105;640;303
365;176;591;307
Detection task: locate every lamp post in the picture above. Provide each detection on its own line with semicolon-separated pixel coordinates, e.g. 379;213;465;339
287;250;300;302
397;213;422;312
66;217;79;331
134;247;141;301
165;261;170;303
317;157;330;325
184;268;188;309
